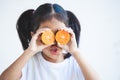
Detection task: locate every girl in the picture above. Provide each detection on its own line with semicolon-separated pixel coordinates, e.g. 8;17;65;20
0;3;100;80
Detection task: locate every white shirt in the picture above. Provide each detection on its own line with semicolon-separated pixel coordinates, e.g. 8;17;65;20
20;53;84;80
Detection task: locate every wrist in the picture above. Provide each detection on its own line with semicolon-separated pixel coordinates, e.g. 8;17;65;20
70;48;79;54
25;48;36;56
71;49;82;60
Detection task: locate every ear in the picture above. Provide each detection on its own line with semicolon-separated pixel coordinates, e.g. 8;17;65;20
31;32;34;37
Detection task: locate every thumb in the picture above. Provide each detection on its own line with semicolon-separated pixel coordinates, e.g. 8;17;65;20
58;43;69;52
38;43;54;51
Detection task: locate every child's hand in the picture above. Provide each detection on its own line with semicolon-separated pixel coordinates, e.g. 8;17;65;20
58;28;78;54
27;28;52;54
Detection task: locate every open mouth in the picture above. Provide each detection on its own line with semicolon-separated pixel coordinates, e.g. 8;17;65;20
49;44;61;55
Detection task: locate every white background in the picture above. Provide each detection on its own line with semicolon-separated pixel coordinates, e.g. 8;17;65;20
0;0;120;80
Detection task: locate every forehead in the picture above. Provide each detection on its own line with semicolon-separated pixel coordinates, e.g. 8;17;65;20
39;18;66;30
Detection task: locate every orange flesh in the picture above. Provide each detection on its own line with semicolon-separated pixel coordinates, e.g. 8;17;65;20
55;30;70;45
41;30;55;45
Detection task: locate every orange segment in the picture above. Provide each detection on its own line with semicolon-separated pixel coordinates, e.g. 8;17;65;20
55;30;70;45
41;30;55;45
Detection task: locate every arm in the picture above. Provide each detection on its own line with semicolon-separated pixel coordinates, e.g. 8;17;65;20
0;49;35;80
72;50;101;80
59;28;101;80
0;28;51;80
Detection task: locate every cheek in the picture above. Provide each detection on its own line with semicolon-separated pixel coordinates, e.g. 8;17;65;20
42;47;49;54
42;48;51;58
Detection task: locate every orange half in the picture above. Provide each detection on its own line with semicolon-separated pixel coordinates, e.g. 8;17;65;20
41;30;55;45
55;30;70;45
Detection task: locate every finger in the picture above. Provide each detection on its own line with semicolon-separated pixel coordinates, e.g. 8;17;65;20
34;28;51;39
35;29;49;36
58;43;68;50
58;27;68;31
39;43;54;50
67;28;76;38
57;43;63;48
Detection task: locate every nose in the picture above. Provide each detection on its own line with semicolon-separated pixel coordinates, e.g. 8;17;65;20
53;38;57;45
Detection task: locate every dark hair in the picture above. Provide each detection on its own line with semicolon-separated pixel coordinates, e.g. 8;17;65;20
64;11;81;58
16;3;81;58
67;11;81;46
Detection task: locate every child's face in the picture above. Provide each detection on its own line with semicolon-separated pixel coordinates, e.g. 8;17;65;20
39;18;66;62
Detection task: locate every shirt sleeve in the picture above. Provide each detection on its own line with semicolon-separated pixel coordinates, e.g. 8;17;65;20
75;62;85;80
20;63;27;80
72;56;85;80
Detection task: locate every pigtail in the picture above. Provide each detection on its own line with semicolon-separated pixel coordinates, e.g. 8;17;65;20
64;11;81;58
16;9;34;50
67;11;81;47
